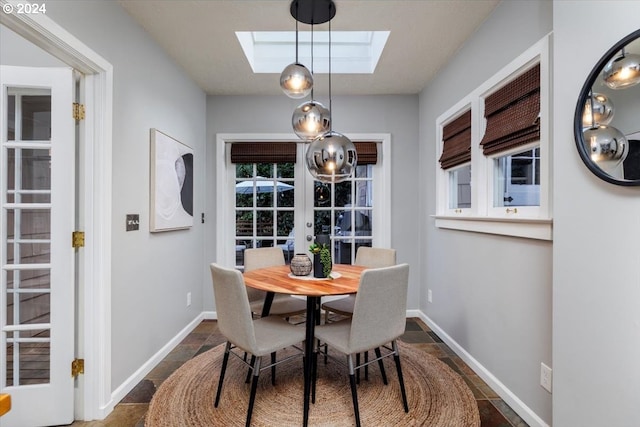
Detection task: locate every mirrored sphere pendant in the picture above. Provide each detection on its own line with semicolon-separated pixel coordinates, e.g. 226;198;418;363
583;125;629;170
602;52;640;89
292;100;331;140
280;63;314;99
305;131;357;183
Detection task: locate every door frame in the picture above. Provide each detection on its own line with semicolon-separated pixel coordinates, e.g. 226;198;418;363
215;133;391;268
1;2;113;420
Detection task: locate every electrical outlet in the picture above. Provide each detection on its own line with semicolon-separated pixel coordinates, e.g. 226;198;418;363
428;289;433;303
187;292;192;307
540;362;552;393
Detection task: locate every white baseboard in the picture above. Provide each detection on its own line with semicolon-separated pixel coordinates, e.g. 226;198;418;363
103;313;205;415
414;311;550;427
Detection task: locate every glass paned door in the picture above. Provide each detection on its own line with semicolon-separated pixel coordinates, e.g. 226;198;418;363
312;164;374;265
1;66;75;427
234;162;296;268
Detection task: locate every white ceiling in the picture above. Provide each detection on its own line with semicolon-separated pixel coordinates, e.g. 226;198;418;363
117;0;499;96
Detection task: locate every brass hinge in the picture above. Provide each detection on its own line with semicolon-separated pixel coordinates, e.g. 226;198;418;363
71;358;84;378
72;231;85;248
72;103;85;121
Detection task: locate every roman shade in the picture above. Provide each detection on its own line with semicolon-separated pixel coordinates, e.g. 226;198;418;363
354;142;378;165
230;142;296;163
480;63;540;156
439;110;471;169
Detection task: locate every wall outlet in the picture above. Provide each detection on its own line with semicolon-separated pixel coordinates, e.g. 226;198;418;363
427;289;433;303
186;292;192;307
540;362;552;393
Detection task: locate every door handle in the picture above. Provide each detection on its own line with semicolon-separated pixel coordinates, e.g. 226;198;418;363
306;235;313;241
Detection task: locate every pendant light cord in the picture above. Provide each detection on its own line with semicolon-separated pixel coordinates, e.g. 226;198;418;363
328;16;333;131
310;21;314;99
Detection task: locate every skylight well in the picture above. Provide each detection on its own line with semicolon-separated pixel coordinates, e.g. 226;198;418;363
236;31;390;74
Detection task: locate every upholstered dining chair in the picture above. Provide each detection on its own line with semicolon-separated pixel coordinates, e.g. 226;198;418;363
244;247;307;318
321;246;397;323
313;263;410;427
210;263;305;427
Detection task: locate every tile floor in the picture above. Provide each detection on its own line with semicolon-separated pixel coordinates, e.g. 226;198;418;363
68;318;528;427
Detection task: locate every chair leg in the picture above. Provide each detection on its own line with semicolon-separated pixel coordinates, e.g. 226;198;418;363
364;351;369;381
311;348;318;404
392;341;409;413
374;347;388;385
323;310;329;364
245;355;256;383
214;342;232;407
356;353;360;384
347;355;361;427
246;357;262;427
271;352;277;386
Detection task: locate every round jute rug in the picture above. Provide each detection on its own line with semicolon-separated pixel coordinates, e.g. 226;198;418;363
146;341;480;426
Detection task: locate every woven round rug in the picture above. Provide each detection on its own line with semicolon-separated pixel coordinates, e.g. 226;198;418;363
146;341;480;426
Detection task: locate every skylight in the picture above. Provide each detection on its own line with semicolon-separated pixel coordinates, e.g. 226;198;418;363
236;31;390;74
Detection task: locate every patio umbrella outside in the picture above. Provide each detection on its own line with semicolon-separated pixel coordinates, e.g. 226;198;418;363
235;177;294;194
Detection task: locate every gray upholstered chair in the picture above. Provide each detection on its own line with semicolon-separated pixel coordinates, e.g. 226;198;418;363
244;247;307;318
321;246;397;323
210;263;305;427
313;263;410;427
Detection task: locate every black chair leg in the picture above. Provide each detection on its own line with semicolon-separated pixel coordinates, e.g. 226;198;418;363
392;343;409;412
349;372;361;427
374;347;388;385
245;355;256;383
214;342;231;407
311;349;318;404
271;352;276;386
246;358;261;427
356;353;360;384
364;351;369;381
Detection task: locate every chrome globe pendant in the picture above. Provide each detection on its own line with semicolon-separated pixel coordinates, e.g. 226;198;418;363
293;100;331;140
280;8;313;98
583;125;629;170
602;47;640;89
304;6;356;183
306;131;357;182
292;20;331;140
582;92;614;128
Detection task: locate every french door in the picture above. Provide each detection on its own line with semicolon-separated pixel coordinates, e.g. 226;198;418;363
0;66;75;426
227;139;382;270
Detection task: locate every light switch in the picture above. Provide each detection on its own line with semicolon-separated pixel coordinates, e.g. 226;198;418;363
126;214;140;231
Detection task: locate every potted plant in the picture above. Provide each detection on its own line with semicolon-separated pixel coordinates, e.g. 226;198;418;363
309;242;332;278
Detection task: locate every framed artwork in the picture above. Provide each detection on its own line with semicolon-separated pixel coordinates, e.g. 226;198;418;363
150;129;194;232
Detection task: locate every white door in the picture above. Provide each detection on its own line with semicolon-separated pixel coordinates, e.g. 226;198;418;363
0;66;75;426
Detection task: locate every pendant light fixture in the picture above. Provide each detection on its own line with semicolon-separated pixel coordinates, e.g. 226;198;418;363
292;20;331;140
280;4;314;99
282;0;356;183
602;47;640;89
582;92;614;128
582;91;628;169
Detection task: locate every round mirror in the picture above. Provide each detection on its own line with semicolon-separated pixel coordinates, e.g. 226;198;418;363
574;29;640;186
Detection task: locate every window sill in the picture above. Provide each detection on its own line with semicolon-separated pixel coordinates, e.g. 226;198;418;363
433;215;552;241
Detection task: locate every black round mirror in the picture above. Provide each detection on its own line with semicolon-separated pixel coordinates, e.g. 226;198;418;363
574;29;640;186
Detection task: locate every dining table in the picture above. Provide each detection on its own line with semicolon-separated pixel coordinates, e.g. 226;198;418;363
243;263;367;427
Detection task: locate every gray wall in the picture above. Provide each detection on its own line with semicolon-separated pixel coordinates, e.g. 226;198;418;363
418;1;553;424
42;1;207;390
553;2;640;426
205;94;420;310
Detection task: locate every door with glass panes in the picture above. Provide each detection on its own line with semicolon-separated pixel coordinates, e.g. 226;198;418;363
1;66;75;427
230;140;377;270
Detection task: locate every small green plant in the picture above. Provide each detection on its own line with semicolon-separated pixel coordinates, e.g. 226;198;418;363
309;243;332;278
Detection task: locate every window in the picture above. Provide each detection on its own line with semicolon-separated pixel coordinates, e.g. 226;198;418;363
435;35;552;240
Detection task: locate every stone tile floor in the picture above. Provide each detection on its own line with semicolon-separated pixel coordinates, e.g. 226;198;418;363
68;317;528;426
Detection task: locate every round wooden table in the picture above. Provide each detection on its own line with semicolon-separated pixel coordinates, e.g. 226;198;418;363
243;263;367;427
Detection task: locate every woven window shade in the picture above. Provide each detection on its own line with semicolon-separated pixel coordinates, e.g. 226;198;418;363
480;64;540;156
354;142;378;165
439;110;471;169
230;142;296;163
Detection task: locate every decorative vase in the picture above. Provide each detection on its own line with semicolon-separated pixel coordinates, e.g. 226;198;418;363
290;253;312;276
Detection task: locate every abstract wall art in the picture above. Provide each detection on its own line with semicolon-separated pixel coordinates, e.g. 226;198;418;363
150;129;194;232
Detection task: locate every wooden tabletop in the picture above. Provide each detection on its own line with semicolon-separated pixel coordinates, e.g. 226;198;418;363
243;264;366;296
